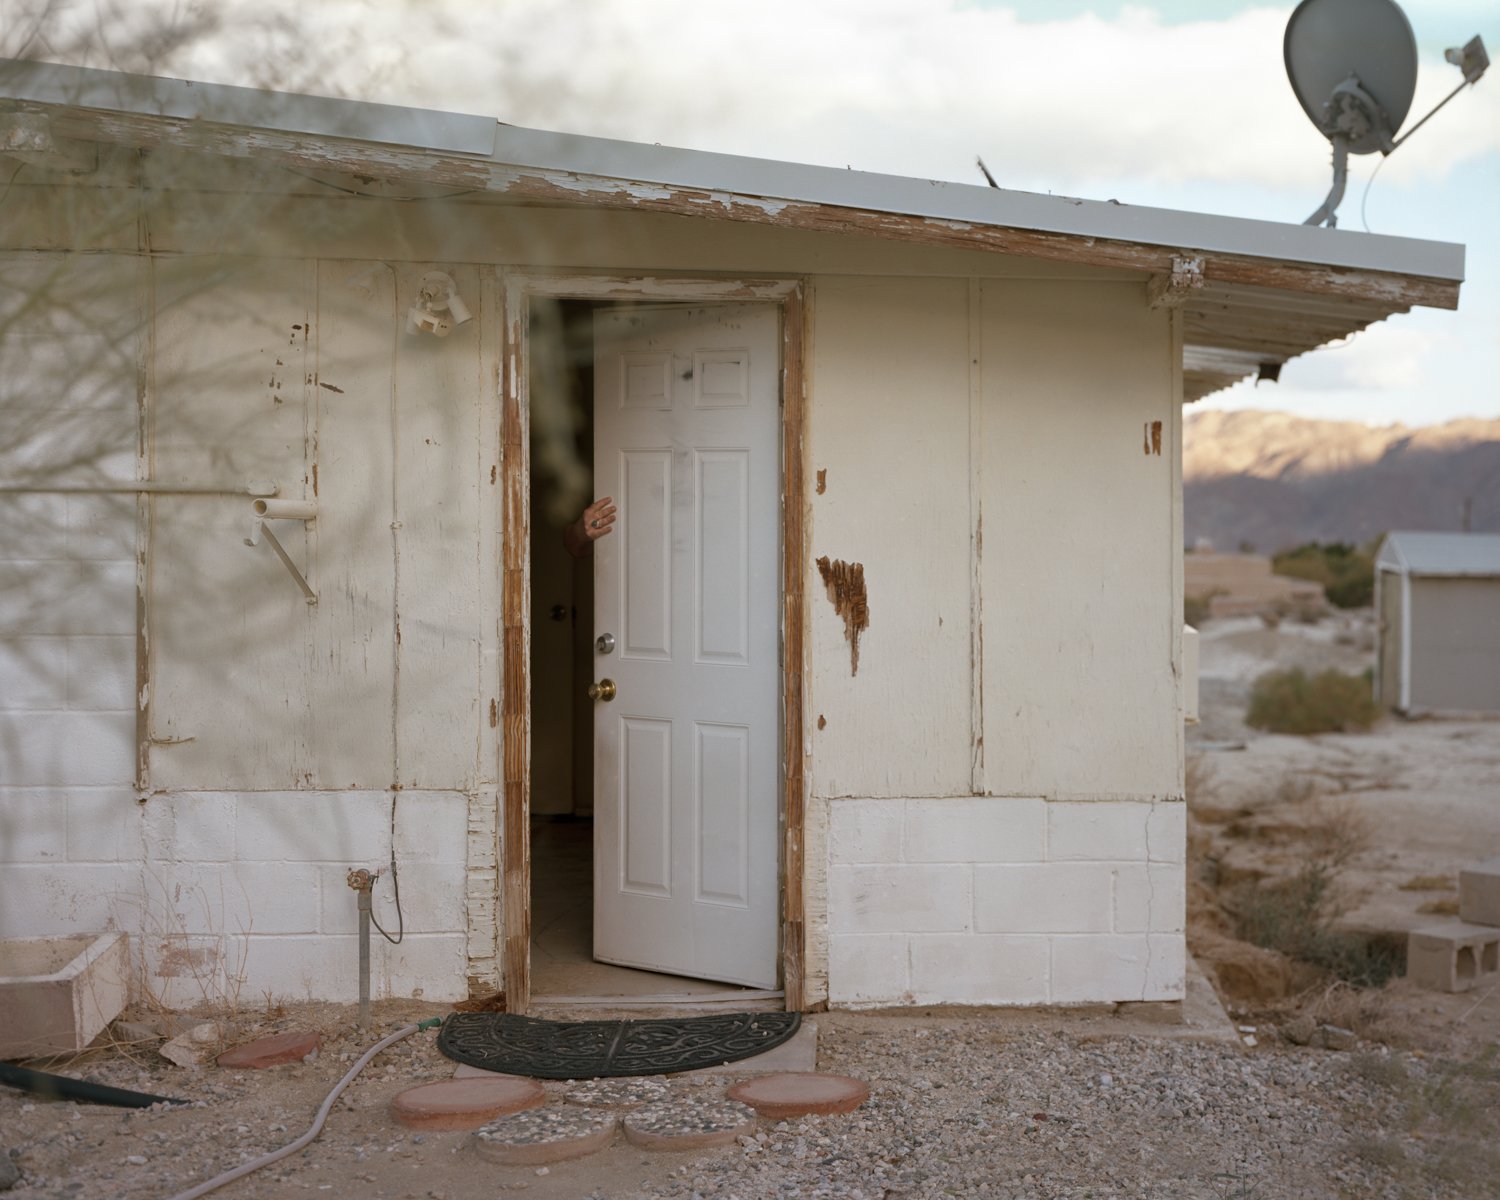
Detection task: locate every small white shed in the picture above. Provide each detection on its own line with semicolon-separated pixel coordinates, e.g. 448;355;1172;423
1376;532;1500;716
0;59;1467;1015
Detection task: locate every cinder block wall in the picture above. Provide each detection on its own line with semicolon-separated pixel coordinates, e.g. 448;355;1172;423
826;798;1186;1005
132;792;469;1008
806;275;1188;1008
0;255;145;958
1;252;480;1006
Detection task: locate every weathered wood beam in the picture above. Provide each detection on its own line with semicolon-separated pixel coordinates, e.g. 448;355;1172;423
32;103;1462;311
1191;285;1398;322
1146;255;1204;309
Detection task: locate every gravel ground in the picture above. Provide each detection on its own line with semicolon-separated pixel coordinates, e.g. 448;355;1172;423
3;1004;1496;1199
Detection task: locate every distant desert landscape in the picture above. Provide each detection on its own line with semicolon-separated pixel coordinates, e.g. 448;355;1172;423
1186;607;1500;1047
1184;410;1500;554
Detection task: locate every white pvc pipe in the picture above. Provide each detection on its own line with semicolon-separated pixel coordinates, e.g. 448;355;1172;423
253;498;317;520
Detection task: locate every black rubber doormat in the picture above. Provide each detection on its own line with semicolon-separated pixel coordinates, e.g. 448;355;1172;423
437;1011;802;1079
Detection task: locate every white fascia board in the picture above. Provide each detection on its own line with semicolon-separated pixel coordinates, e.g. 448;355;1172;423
489;125;1465;282
3;57;1465;284
0;57;498;156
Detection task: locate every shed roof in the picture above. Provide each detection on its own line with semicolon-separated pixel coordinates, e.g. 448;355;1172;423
0;58;1467;401
1377;531;1500;577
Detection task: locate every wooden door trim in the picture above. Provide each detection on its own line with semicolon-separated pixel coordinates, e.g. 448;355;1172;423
498;272;808;1014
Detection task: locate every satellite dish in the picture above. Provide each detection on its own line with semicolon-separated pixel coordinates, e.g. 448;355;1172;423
1284;0;1489;227
1286;0;1417;155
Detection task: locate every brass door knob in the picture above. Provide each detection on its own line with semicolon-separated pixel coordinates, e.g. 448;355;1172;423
587;678;617;702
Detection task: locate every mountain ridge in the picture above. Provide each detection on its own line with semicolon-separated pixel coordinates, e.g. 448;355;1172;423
1183;410;1500;554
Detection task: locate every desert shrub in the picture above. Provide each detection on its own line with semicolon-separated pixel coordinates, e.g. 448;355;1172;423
1272;541;1375;609
1237;878;1402;987
1184;590;1221;626
1246;667;1379;734
1233;800;1398;986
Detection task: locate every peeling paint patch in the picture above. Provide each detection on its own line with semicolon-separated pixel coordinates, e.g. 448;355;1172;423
816;556;869;676
318;381;345;394
1143;420;1162;456
489;699;498;729
154;939;219;979
816;469;827;495
817;714;826;730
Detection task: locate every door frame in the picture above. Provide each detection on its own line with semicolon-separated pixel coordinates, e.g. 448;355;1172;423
498;271;808;1014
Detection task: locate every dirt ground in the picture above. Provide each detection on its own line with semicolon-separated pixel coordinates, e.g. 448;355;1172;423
4;607;1499;1198
1188;610;1500;1046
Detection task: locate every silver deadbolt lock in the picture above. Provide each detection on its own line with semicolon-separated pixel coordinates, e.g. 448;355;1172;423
595;632;616;655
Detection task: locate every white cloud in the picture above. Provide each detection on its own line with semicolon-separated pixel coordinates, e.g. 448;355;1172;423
1284;322;1447;392
14;0;1497;426
151;0;1495;196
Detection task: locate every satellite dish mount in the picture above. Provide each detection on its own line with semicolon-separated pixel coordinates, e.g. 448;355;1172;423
1285;0;1488;227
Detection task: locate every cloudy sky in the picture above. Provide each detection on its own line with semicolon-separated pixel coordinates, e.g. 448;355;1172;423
16;0;1500;426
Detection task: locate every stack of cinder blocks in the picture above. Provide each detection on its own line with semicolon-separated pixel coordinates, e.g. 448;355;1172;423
1407;858;1500;993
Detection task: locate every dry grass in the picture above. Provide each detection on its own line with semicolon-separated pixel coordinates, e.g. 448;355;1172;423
1418;898;1461;916
1253;771;1320;810
1399;875;1455;892
1228;799;1398;987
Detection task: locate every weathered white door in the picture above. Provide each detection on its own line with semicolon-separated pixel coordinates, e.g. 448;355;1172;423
591;303;781;988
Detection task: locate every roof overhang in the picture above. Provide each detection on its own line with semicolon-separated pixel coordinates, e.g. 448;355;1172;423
0;58;1466;401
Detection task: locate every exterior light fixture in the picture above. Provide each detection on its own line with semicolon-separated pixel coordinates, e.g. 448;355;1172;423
405;271;472;337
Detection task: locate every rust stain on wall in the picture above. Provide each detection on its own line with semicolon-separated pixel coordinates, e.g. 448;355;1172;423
1143;420;1163;456
816;556;869;676
489;699;498;729
817;714;826;730
816;469;827;495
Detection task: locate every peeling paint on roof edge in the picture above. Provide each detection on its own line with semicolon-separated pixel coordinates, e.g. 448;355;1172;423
0;57;1464;284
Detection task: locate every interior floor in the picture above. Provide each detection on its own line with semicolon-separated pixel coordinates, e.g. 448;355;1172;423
529;817;752;999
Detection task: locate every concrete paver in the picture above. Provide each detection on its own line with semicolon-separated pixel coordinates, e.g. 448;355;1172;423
390;1076;546;1130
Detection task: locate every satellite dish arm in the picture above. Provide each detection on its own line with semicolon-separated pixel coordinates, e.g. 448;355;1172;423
1391;67;1485;151
1304;134;1350;227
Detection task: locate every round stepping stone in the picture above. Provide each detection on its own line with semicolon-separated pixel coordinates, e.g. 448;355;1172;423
471;1107;617;1165
390;1076;546;1131
216;1031;321;1070
622;1098;756;1150
564;1077;670;1110
727;1072;869;1119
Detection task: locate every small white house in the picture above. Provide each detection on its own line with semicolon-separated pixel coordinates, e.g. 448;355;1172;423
0;60;1466;1014
1376;532;1500;716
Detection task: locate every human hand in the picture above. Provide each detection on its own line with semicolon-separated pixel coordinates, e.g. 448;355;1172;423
581;496;616;541
564;496;616;557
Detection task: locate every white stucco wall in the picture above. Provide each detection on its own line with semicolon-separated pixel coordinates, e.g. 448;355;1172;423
1;248;493;1005
1;253;143;972
807;275;1186;1007
2;162;1185;1009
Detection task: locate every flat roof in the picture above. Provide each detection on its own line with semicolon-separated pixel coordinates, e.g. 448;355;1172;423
0;57;1469;401
0;57;1464;284
1378;532;1500;576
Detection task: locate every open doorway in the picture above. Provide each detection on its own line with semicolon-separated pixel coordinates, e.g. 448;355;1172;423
525;297;785;1003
